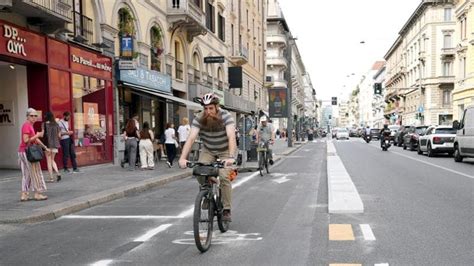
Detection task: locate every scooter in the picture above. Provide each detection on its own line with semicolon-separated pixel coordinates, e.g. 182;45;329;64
381;136;391;151
364;134;371;143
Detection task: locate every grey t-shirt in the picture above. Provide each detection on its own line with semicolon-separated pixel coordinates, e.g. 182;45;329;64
192;109;234;152
258;124;273;142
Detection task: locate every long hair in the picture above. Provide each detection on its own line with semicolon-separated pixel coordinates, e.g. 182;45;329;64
140;122;151;139
45;111;56;124
125;119;136;135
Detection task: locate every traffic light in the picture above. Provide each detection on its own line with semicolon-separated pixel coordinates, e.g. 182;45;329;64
374;83;382;95
331;97;337;105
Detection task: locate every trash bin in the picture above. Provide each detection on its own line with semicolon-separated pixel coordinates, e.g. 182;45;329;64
308;133;314;141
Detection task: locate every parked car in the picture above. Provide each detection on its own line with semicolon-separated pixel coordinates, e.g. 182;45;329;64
349;128;359;137
453;106;474;162
417;126;456;157
332;128;339;138
370;128;380;140
336;128;349;140
394;125;408;146
403;126;428;151
388;125;400;142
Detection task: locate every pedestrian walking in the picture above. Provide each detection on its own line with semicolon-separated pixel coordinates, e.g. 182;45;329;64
139;122;154;170
123;119;139;171
164;122;177;167
177;117;190;149
18;108;49;201
59;111;79;173
42;111;61;183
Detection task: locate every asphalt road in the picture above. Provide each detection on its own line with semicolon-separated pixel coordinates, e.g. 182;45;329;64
0;138;472;265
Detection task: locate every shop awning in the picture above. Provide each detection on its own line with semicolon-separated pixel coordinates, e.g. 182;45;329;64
121;82;202;111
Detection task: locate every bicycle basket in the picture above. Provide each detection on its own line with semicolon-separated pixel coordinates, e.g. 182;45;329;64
256;147;267;152
193;166;219;177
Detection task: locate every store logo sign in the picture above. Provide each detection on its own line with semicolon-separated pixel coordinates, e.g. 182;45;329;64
3;25;26;56
72;54;112;72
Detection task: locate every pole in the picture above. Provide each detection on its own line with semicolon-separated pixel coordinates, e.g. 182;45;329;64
286;35;293;147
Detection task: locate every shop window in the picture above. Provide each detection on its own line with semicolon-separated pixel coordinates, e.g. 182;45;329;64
72;74;107;163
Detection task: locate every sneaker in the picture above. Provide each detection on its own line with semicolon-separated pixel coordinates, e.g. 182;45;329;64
222;209;232;222
202;198;209;210
63;169;70;173
72;169;80;173
166;161;171;168
269;159;274;165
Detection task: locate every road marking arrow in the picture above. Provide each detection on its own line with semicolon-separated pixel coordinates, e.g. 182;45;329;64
272;175;291;184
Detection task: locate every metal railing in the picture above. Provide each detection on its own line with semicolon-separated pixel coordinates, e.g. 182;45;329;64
73;11;93;44
175;60;184;80
27;0;73;20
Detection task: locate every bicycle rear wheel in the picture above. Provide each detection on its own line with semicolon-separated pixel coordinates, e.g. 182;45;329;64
193;190;214;252
258;151;265;176
216;194;229;232
265;154;269;174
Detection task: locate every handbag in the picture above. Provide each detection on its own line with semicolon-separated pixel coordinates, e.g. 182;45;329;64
26;144;44;162
174;139;179;148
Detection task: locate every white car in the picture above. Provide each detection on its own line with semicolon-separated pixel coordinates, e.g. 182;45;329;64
336;129;349;140
453;105;474;162
417;126;456;157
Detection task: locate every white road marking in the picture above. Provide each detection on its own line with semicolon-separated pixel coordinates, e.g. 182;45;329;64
133;224;173;242
365;143;474;179
62;215;181;220
172;230;262;245
374;264;389;266
360;224;376;241
90;260;113;266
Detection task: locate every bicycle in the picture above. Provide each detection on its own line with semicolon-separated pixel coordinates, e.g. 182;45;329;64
257;140;270;176
187;160;231;253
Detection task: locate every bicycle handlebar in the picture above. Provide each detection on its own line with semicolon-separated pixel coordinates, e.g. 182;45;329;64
186;160;236;169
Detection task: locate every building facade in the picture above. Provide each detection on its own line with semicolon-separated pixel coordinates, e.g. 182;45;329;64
453;0;474;120
0;0;114;169
385;0;456;126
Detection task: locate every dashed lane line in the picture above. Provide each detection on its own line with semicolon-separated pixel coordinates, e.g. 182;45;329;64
133;224;173;242
328;224;355;241
360;224;376;241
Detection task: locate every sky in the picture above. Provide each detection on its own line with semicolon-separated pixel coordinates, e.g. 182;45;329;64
277;0;422;103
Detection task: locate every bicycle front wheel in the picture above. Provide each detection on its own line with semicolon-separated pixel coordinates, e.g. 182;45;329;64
216;194;229;233
258;151;265;176
265;153;269;174
193;190;214;252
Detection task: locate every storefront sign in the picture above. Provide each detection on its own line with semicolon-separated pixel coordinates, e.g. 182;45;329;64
119;66;171;93
70;46;113;79
72;54;112;72
118;60;137;70
0;101;14;126
120;36;133;58
269;88;288;118
0;20;46;63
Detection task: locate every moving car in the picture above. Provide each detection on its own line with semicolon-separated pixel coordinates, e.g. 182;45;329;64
336;128;349;140
453;106;474;162
370;128;380;140
417;126;456;157
388;125;400;142
403;126;428;151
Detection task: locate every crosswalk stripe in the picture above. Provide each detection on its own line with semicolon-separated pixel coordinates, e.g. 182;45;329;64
360;224;376;240
329;264;361;266
329;224;355;241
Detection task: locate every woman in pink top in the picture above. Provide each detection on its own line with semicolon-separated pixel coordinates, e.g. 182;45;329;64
18;108;49;201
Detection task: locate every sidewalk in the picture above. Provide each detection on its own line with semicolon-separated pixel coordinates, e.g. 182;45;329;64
0;139;305;224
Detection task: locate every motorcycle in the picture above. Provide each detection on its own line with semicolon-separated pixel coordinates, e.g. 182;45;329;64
381;136;391;151
364;134;371;143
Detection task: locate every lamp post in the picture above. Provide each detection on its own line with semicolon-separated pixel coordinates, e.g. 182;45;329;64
286;34;297;147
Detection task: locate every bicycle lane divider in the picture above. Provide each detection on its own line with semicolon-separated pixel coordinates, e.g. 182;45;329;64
327;141;364;213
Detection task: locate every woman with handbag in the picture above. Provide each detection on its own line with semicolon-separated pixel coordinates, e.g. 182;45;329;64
123;119;139;171
42;111;61;183
164;122;177;167
18;108;49;201
138;122;155;170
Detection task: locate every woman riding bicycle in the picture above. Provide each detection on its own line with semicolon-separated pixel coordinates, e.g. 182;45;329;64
178;93;237;222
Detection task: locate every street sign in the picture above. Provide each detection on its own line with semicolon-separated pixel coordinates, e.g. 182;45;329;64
204;56;225;63
118;60;136;70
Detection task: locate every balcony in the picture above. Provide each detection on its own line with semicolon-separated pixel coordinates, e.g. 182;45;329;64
166;0;207;42
5;0;73;32
224;91;257;114
441;47;456;58
267;56;288;69
418;51;426;62
438;75;455;85
267;34;287;47
230;46;248;66
272;79;288;88
71;11;93;45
